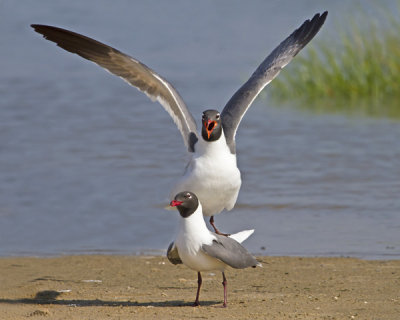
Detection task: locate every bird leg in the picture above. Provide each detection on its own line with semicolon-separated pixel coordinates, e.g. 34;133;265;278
209;216;230;236
193;272;202;307
222;272;228;307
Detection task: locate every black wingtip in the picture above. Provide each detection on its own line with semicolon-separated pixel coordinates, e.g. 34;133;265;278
31;24;40;33
310;11;328;22
318;11;328;24
31;24;56;38
31;24;45;32
310;11;328;28
31;24;64;36
294;10;328;47
311;10;328;36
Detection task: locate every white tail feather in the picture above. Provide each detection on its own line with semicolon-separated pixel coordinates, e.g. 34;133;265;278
228;229;254;244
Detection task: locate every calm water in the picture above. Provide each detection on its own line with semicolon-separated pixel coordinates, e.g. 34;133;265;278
1;0;399;259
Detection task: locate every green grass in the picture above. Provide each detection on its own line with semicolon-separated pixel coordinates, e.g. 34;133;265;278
269;3;400;119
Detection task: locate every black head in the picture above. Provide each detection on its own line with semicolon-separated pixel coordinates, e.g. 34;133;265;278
201;110;222;142
170;191;199;218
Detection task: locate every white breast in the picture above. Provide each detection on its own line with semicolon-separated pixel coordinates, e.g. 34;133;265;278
170;131;242;216
174;203;226;272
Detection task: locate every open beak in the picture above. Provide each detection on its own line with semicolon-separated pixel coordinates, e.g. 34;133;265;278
204;120;217;139
170;200;183;207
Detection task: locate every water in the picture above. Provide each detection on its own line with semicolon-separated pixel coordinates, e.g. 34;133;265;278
1;0;399;259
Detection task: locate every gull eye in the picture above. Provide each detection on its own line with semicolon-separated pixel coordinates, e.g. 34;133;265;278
216;114;220;120
185;192;191;199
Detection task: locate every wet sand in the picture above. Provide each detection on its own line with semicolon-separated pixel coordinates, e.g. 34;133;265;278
0;255;399;319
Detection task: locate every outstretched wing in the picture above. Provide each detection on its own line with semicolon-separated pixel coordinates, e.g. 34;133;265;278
221;11;328;153
202;234;260;269
31;24;198;152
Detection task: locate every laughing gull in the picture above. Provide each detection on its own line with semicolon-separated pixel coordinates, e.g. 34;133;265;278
31;12;327;234
168;191;261;307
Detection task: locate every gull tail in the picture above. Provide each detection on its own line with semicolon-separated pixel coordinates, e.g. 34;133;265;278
228;229;254;244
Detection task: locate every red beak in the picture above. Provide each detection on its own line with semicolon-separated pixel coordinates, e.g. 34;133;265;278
204;120;217;139
170;200;183;207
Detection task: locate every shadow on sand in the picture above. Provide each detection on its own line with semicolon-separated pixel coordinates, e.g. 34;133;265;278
0;290;220;308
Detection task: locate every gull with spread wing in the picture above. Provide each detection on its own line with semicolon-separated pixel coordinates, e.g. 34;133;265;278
31;12;327;234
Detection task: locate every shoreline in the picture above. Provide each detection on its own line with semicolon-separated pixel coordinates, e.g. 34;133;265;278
1;249;398;260
1;255;399;319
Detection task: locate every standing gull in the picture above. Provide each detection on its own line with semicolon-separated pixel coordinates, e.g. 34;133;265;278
168;191;261;307
31;12;327;234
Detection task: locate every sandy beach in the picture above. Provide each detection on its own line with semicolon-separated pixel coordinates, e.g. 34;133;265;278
0;255;399;319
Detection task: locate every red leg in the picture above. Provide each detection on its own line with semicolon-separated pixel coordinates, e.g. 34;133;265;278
209;216;230;236
193;272;202;307
222;272;228;307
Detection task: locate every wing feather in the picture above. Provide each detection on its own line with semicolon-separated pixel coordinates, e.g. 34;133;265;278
202;234;260;269
31;24;198;152
221;12;328;153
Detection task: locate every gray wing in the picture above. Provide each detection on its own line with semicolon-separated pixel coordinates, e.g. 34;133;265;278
202;234;260;269
31;24;198;152
167;242;183;265
221;11;328;153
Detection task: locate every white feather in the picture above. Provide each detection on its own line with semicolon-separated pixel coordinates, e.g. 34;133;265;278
175;202;226;271
170;129;241;216
228;229;254;244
